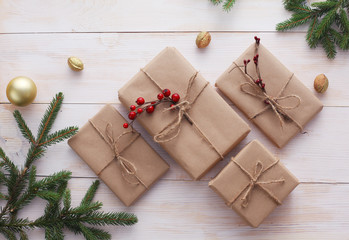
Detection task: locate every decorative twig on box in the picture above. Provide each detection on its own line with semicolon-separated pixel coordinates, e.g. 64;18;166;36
123;88;181;128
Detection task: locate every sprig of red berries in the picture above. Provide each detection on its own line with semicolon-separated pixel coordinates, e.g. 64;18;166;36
242;36;269;105
123;88;181;128
254;36;260;44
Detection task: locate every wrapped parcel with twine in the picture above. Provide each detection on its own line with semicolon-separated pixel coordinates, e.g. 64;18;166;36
209;140;299;227
68;105;169;206
215;37;323;148
118;47;250;180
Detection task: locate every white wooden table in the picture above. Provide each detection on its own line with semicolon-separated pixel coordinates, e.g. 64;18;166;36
1;0;349;239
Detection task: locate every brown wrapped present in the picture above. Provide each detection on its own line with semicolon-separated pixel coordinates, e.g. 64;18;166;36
216;38;323;148
118;47;250;180
209;140;299;227
68;105;169;206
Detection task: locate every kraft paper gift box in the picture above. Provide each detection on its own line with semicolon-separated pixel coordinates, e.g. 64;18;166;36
216;38;323;148
118;47;250;180
68;104;169;206
209;140;299;227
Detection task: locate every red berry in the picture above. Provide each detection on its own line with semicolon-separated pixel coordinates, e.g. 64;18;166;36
130;105;136;111
171;93;180;102
163;89;171;97
137;108;143;114
123;123;129;128
255;79;260;84
264;100;269;105
146;105;154;113
157;93;164;100
128;111;136;120
136;97;145;105
261;83;265;89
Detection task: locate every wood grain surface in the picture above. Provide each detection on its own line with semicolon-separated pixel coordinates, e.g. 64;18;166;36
0;0;348;239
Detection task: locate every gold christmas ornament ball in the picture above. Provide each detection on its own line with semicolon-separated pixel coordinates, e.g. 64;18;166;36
67;56;84;71
6;76;37;107
314;74;329;93
196;31;211;48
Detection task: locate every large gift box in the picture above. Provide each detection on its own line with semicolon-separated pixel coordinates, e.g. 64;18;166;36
68;105;169;206
118;47;250;180
209;140;299;227
216;38;323;148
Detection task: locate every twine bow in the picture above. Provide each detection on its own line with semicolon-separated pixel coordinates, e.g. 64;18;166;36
141;68;224;160
232;159;284;208
89;120;147;187
230;42;303;131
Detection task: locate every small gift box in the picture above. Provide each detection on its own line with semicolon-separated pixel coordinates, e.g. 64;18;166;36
209;140;299;227
216;37;323;148
118;47;250;180
68;105;169;206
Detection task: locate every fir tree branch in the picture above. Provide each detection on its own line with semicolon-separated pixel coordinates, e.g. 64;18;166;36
223;0;236;11
209;0;223;5
0;148;19;174
38;127;78;147
13;111;36;145
0;93;137;239
80;180;99;206
36;93;64;144
209;0;236;11
277;0;349;59
314;8;337;39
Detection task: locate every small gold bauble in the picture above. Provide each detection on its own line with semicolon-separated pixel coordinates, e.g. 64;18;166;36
67;56;84;71
196;31;211;48
6;76;37;107
314;74;329;93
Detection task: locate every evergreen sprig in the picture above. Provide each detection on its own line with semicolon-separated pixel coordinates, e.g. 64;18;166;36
0;93;138;239
209;0;236;11
277;0;349;59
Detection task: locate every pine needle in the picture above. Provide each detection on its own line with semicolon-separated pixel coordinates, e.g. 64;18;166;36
277;0;349;59
0;92;137;239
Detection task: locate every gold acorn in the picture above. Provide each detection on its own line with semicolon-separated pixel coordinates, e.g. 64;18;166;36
314;74;329;93
68;57;84;71
196;31;211;48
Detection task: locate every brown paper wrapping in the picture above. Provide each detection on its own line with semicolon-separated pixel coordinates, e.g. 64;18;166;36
216;43;323;148
68;104;169;206
209;140;299;227
118;47;250;180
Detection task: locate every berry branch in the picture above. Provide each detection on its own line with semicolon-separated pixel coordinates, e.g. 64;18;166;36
123;88;181;128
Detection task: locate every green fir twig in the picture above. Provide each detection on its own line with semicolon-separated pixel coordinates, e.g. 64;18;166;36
0;93;137;239
277;0;349;59
209;0;237;11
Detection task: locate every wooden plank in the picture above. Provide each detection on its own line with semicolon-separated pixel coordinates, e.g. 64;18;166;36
0;32;347;106
0;0;295;33
0;103;347;182
16;178;349;239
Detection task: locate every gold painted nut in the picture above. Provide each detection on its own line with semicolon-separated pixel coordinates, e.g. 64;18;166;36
314;74;329;93
196;31;211;48
68;56;84;71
